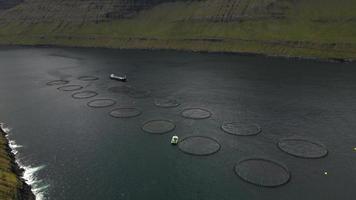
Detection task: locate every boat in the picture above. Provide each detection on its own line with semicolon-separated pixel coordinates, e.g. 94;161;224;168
171;136;179;145
110;74;127;82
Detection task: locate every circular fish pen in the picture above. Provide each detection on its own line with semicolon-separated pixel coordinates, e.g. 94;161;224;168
57;85;83;91
87;99;116;108
154;98;180;108
72;91;98;99
109;108;142;118
46;80;69;86
221;122;262;136
108;85;151;99
127;88;151;99
181;108;212;119
142;120;175;134
277;138;328;159
234;158;291;187
178;136;221;156
78;76;99;81
108;85;131;94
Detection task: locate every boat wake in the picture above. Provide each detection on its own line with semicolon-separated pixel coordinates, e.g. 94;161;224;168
1;122;49;200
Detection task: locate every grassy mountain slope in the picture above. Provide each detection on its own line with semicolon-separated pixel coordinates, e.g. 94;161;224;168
0;129;35;200
0;0;355;60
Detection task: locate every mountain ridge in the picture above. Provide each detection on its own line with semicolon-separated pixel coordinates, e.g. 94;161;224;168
0;0;355;60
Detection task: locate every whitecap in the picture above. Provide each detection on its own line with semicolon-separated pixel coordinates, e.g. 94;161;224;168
1;122;49;200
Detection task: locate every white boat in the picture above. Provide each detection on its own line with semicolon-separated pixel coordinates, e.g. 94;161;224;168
171;136;179;145
110;74;127;82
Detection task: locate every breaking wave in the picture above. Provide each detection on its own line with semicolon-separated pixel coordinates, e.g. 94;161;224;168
1;122;49;200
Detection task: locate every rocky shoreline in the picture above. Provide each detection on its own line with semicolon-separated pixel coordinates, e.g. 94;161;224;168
0;126;35;200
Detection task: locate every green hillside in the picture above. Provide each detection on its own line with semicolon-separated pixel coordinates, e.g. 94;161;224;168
0;0;355;60
0;129;35;200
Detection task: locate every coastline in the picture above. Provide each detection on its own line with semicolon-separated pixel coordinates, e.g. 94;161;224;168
0;125;35;200
0;40;354;63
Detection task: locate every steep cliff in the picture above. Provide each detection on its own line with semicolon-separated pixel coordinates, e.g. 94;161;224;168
0;0;355;60
0;128;35;200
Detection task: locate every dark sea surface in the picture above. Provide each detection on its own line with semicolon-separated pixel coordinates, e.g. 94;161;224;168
0;46;355;200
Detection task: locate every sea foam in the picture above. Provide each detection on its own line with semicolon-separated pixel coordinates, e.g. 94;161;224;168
1;122;49;200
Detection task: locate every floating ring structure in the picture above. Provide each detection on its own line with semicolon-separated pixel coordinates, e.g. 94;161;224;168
221;122;262;136
78;76;99;81
87;99;116;108
142;120;175;134
108;85;151;98
181;108;212;119
108;85;131;94
178;136;221;156
154;98;180;108
46;80;69;86
277;138;328;159
72;91;98;99
234;158;291;187
110;108;142;118
127;88;151;99
57;85;83;91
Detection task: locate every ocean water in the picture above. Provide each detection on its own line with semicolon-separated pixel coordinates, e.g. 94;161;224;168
0;46;356;199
